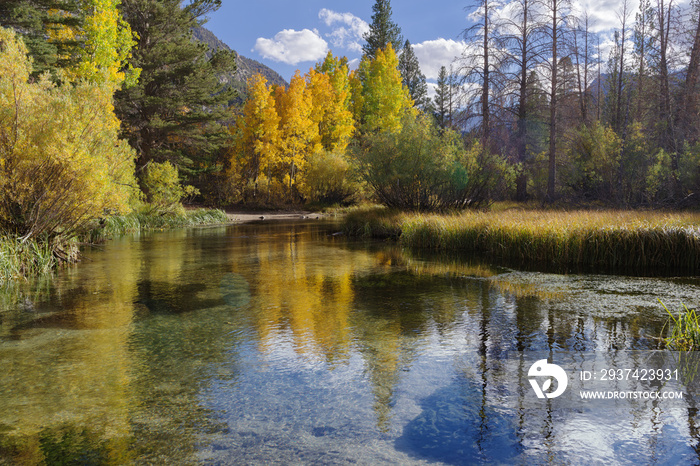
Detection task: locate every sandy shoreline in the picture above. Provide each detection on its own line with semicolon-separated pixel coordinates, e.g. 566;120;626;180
223;210;326;223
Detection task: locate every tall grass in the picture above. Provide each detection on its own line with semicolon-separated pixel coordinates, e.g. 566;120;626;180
0;236;57;283
344;207;700;271
1;208;229;282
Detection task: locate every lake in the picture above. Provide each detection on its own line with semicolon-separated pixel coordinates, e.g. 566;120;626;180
1;220;700;464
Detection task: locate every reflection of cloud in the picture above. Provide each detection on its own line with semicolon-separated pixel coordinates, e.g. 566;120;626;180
254;29;329;65
319;8;369;53
413;39;466;80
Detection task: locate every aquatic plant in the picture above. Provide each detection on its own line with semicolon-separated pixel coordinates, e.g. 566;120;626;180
662;301;700;351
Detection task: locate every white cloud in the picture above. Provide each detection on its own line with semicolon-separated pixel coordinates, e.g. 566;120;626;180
412;39;467;81
347;58;361;71
318;8;369;53
254;29;329;65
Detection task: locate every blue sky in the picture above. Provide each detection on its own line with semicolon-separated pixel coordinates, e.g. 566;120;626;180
204;1;482;82
201;0;676;88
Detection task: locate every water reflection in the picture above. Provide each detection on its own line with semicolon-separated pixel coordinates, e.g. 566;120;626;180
0;221;698;464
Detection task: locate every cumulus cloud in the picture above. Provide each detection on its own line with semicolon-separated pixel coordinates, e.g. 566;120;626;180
254;29;329;65
319;8;369;53
412;39;467;81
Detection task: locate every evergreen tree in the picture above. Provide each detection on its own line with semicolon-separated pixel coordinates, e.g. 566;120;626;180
114;0;236;177
362;0;403;60
398;40;429;110
434;66;453;129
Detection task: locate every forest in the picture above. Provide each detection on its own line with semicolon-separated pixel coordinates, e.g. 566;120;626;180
1;0;700;274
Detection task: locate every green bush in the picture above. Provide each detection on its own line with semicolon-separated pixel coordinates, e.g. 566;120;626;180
562;122;621;201
141;161;199;213
351;114;506;210
300;150;360;205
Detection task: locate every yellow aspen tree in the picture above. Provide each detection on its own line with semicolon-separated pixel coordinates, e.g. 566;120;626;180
232;74;280;199
306;69;334;149
352;43;415;134
74;0;140;88
274;71;320;197
310;52;355;152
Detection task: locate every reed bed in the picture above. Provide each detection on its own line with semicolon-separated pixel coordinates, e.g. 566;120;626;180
344;207;700;271
0;236;57;283
1;208;229;282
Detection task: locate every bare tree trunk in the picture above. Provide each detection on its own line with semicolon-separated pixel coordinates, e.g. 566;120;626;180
482;0;491;145
677;8;700;145
546;0;559;202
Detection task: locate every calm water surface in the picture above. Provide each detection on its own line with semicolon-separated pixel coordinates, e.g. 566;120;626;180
1;221;700;464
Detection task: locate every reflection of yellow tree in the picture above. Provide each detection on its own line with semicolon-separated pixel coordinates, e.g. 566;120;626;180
231;226;374;365
0;237;142;463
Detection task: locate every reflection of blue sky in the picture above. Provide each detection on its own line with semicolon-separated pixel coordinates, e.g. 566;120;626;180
200;330;700;464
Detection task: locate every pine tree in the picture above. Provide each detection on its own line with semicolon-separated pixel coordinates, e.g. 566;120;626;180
362;0;403;60
398;40;429;110
114;0;236;177
434;66;452;129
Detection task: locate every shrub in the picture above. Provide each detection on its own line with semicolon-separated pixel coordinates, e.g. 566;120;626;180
141;161;199;213
0;28;137;247
351;114;506;210
300;150;360;205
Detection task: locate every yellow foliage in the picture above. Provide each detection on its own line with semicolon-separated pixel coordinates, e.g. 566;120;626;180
307;52;355;152
0;28;137;241
274;71;320;193
352;44;415;134
73;0;140;88
230;74;280;200
142;161;197;212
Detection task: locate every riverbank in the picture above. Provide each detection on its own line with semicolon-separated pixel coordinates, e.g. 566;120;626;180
343;207;700;272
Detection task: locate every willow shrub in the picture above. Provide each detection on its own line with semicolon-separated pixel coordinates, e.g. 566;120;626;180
351;114;508;211
300;150;360;205
0;28;137;251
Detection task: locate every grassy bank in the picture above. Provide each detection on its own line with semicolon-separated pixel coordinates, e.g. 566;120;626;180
1;208;229;283
344;207;700;272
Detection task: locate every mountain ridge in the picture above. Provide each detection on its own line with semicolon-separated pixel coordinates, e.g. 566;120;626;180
191;26;288;106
